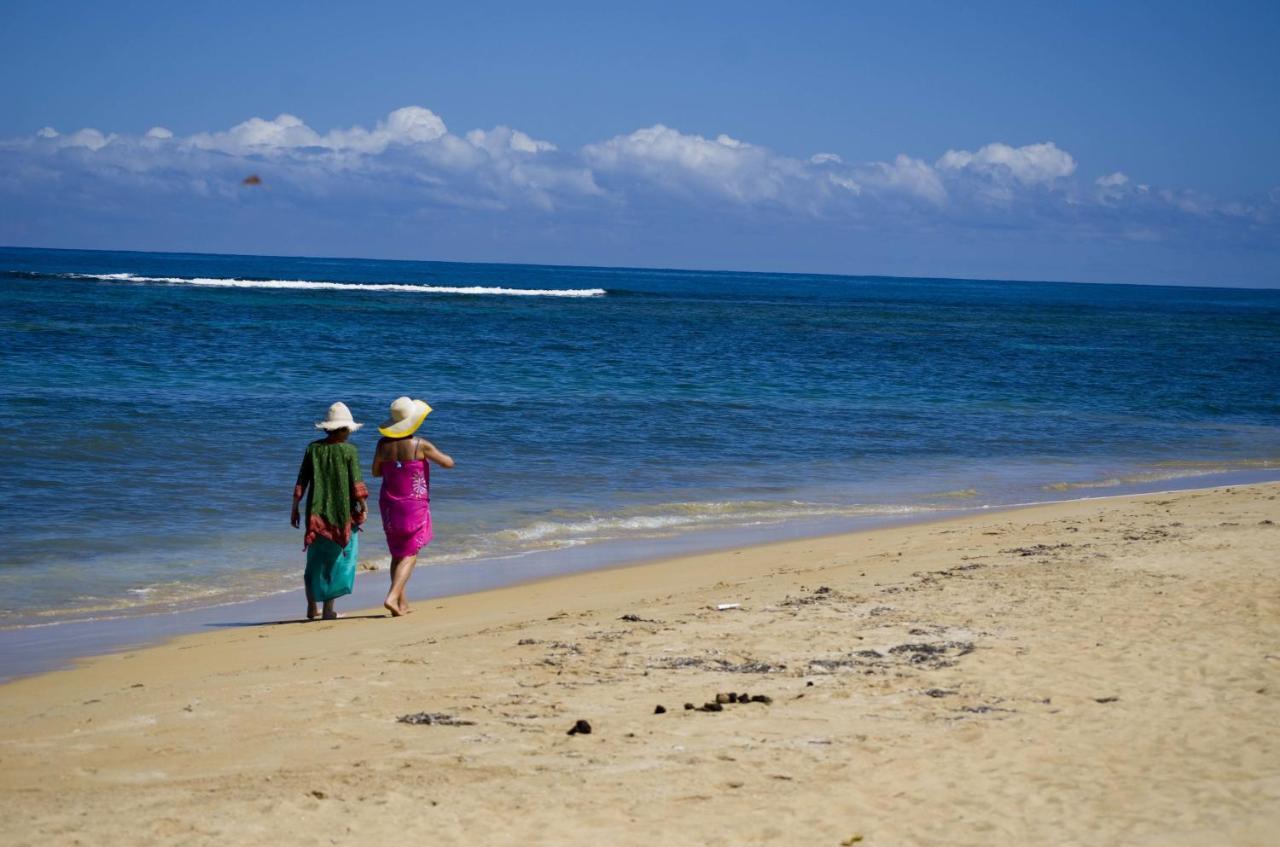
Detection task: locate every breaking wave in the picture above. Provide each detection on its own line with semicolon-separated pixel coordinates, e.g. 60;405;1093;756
13;270;607;297
486;500;937;547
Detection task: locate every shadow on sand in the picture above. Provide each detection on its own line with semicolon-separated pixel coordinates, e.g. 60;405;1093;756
203;613;389;628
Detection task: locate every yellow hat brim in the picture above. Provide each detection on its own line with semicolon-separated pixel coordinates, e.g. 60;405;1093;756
378;402;431;438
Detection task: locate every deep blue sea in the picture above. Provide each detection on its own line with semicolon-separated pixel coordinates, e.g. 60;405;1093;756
2;246;1278;626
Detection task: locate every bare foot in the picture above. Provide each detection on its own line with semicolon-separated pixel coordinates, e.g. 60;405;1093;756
384;597;403;617
399;599;412;615
307;604;320;620
322;610;343;620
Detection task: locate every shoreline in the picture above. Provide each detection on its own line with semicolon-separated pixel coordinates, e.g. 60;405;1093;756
4;467;1279;684
2;481;1276;844
6;458;1279;628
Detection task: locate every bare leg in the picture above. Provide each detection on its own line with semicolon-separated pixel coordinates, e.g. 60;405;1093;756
395;556;417;614
305;584;319;620
321;599;340;620
385;554;418;616
384;557;406;616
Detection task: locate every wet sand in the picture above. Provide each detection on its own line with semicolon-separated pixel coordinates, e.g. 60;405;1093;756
2;483;1278;845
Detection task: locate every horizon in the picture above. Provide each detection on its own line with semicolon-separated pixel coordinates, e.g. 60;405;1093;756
5;243;1278;293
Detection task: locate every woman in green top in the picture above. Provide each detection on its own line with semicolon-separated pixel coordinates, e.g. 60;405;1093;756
291;402;370;620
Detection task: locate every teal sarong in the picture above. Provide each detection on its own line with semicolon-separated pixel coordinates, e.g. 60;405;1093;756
304;533;358;601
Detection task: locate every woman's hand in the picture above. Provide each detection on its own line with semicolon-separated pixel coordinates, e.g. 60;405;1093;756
290;505;301;528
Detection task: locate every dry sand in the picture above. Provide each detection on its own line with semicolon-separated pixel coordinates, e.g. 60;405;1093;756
2;483;1278;846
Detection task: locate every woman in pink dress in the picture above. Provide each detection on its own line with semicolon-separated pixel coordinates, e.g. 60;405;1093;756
372;396;454;617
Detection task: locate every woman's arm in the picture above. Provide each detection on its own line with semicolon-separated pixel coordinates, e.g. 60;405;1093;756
291;445;313;528
419;439;455;469
371;438;386;477
348;447;369;522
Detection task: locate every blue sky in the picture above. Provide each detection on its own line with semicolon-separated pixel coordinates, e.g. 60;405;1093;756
2;0;1278;285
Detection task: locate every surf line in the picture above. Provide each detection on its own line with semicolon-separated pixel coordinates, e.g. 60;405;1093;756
60;272;608;298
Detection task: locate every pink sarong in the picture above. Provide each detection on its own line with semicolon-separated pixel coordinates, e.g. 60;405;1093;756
379;459;433;557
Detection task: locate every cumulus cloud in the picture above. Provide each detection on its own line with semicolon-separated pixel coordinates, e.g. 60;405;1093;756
583;125;949;211
584;124;810;205
465;126;557;155
2;106;596;215
1095;171;1147;205
858;154;947;205
185;106;450;156
937;141;1077;186
0;105;1273;257
30;126;114;150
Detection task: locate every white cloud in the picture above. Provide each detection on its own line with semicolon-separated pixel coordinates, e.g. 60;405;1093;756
30;126;114;150
66;128;114;150
187;113;319;153
583;124;811;205
937;141;1076;186
585;125;953;208
857;154;947;205
186;106;449;156
379;105;448;144
465;126;557;155
585;125;752;174
1159;188;1210;215
1;106;1272;251
827;174;861;194
1095;171;1135;203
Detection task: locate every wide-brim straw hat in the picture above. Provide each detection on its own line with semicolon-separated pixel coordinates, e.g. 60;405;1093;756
315;401;364;432
379;396;432;438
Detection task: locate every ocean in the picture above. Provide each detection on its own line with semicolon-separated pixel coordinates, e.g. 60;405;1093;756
2;246;1279;628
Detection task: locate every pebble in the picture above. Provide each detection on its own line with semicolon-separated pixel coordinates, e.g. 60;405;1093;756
654;705;667;714
567;719;593;735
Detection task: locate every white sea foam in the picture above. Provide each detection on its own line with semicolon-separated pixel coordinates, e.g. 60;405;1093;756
68;272;606;297
491;500;934;546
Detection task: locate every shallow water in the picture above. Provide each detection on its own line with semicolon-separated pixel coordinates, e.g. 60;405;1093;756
2;246;1278;625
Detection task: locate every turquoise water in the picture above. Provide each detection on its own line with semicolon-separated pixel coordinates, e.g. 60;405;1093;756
2;246;1278;625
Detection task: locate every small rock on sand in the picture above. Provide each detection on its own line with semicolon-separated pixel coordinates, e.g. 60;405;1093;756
567;719;592;735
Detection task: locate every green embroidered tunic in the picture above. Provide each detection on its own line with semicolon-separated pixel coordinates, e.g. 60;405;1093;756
294;441;369;548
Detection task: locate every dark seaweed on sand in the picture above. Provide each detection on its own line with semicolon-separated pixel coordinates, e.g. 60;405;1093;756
397;712;477;727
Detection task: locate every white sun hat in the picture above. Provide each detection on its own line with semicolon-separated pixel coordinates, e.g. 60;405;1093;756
314;401;364;432
379;396;432;438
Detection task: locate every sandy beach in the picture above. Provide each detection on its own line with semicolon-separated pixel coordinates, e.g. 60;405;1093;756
2;482;1278;845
